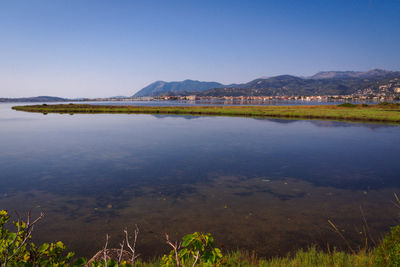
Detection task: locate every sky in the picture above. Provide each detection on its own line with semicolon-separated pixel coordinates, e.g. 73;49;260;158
0;0;399;98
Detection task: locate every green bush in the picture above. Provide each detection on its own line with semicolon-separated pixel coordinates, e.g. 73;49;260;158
162;232;222;266
0;209;84;267
337;103;356;107
374;225;400;267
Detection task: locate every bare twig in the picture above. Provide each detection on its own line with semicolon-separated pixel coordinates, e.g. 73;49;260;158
393;192;400;209
191;251;199;267
165;233;183;267
117;240;125;266
103;234;109;266
328;219;355;254
28;212;44;228
125;225;140;266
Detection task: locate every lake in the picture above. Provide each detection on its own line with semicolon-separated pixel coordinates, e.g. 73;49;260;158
0;102;399;259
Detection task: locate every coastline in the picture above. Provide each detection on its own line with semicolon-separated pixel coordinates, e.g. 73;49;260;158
12;103;400;124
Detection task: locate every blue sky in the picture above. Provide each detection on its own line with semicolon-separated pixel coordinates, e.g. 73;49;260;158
0;0;399;98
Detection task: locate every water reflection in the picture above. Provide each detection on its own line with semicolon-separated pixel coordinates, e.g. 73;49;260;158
151;114;398;130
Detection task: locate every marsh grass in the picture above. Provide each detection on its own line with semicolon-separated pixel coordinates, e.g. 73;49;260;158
124;247;376;267
12;103;400;123
229;247;375;267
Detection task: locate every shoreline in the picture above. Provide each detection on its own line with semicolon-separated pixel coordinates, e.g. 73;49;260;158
12;103;400;124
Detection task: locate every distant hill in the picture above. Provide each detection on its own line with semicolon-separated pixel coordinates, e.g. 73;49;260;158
310;69;395;79
0;96;68;103
133;80;227;97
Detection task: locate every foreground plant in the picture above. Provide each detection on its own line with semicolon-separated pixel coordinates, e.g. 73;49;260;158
162;232;222;267
374;225;400;267
2;206;400;266
0;209;77;267
373;193;400;267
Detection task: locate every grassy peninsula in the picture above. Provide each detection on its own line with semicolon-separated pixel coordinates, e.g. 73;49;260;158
12;103;400;123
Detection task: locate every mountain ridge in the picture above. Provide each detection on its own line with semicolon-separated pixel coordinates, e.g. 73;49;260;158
133;69;400;97
133;79;228;97
310;69;395;79
0;96;68;103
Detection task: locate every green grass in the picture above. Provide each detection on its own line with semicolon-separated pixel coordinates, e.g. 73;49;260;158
12;103;400;123
129;247;376;267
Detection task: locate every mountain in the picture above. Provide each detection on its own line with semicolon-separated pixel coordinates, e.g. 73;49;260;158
198;75;350;96
133;80;227;97
198;70;400;97
310;69;395;79
0;96;68;103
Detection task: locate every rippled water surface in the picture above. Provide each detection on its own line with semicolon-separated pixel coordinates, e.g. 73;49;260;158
1;102;400;258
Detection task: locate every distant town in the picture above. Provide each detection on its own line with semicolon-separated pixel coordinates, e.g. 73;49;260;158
92;76;400;103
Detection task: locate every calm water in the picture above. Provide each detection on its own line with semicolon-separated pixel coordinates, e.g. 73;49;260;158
1;102;400;258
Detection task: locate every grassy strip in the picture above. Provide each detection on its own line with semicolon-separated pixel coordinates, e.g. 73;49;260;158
133;247;375;267
12;103;400;123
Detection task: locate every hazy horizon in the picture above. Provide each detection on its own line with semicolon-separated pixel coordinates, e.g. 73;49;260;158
1;0;399;98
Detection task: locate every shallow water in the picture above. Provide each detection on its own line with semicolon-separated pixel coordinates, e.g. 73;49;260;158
1;102;400;259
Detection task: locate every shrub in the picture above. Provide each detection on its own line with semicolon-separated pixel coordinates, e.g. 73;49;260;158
0;209;83;267
162;232;223;266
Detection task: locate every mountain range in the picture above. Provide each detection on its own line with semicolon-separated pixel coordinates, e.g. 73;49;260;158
2;69;399;101
309;69;395;79
133;69;400;97
0;96;68;103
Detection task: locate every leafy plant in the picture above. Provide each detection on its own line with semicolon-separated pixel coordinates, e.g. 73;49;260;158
0;209;82;267
162;232;222;267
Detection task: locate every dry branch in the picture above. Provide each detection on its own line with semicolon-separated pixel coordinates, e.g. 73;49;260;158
165;233;183;267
